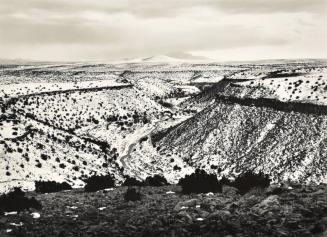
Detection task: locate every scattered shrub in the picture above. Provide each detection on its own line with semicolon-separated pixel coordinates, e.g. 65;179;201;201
124;187;141;202
40;154;49;160
84;174;115;192
144;175;169;186
122;176;143;186
210;164;218;169
173;165;181;171
102;163;108;168
0;188;42;212
179;169;222;194
231;171;270;195
35;181;72;193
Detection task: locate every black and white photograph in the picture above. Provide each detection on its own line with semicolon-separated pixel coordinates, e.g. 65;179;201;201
0;0;327;236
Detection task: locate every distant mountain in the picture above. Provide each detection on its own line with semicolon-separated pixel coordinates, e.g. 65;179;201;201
115;53;211;64
143;53;211;63
142;55;183;63
166;52;211;61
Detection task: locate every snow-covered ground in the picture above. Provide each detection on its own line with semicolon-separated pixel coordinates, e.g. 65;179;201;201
1;59;327;192
234;70;327;105
0;79;128;99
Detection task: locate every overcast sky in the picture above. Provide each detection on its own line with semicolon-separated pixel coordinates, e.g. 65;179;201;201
0;0;326;61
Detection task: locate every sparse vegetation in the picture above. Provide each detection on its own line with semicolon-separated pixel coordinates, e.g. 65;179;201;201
0;61;326;236
0;61;326;199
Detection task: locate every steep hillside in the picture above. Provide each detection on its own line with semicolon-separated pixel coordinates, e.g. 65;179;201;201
155;97;327;183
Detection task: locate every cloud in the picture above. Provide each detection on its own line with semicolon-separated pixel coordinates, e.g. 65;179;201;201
0;0;326;61
207;0;326;15
1;0;325;17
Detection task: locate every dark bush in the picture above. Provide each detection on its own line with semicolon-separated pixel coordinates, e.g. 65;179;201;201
231;171;270;195
124;187;141;202
173;165;181;171
157;100;173;108
40;154;49;161
266;186;285;195
219;176;232;186
84;174;115;192
35;181;72;193
210;164;218;169
144;175;169;186
178;169;222;194
122;176;143;186
0;188;42;212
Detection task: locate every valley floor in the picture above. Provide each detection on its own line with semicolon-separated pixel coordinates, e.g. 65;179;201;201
1;184;326;237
